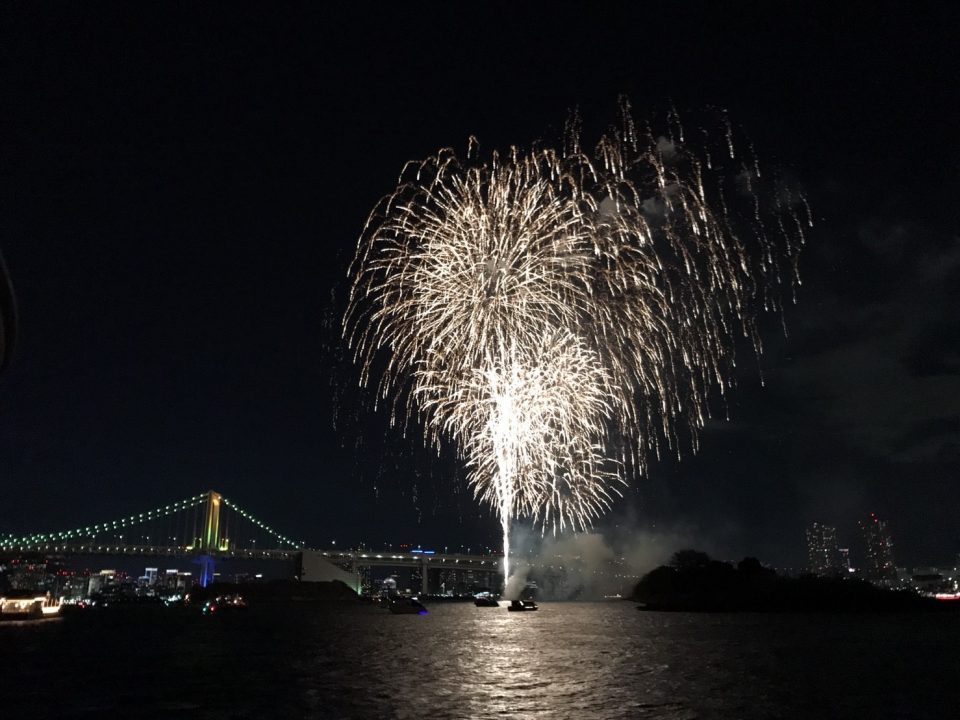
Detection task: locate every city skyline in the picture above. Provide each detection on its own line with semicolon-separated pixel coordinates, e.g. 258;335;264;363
806;522;842;576
860;512;897;584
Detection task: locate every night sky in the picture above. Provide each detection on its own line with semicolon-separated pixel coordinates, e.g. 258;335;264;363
1;2;958;568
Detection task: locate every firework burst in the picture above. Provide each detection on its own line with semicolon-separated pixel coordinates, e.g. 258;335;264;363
344;104;808;587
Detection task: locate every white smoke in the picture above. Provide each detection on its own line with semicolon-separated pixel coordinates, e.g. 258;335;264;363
503;561;531;600
505;523;703;600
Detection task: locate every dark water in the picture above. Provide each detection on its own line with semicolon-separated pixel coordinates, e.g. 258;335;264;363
5;602;959;719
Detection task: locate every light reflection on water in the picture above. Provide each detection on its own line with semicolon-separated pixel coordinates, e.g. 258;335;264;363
5;601;960;718
293;602;960;719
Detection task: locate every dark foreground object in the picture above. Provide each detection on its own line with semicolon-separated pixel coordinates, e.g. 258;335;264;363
634;550;954;612
507;599;538;611
0;249;15;372
387;596;427;614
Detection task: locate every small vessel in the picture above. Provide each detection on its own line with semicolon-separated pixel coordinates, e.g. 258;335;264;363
507;599;538;612
388;596;428;615
201;594;248;615
0;593;63;621
474;593;499;607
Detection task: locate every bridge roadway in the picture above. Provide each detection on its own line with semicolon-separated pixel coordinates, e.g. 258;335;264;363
315;549;504;594
1;543;503;594
3;543;638;594
0;543;500;566
316;549;643;593
0;542;297;561
319;549;502;569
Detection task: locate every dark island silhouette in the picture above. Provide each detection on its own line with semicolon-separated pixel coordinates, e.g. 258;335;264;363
633;550;951;612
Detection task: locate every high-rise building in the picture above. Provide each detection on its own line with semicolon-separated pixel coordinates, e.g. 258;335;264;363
410;565;424;594
806;522;841;575
859;512;896;585
838;547;852;572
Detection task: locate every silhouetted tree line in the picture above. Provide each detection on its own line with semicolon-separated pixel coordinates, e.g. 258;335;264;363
633;550;946;612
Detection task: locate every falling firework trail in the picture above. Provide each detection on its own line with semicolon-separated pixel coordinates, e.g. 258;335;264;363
344;103;809;589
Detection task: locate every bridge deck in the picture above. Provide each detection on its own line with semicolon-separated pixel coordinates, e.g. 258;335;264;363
0;543;296;560
0;545;504;566
318;550;503;568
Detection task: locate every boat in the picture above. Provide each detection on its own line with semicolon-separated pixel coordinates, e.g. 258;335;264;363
0;593;63;621
388;596;428;615
201;594;248;615
474;593;499;607
507;599;538;612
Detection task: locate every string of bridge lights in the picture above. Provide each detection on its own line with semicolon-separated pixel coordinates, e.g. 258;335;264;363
220;496;303;549
0;493;207;549
0;493;304;550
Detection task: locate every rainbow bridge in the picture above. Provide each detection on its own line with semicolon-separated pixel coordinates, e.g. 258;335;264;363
0;490;505;591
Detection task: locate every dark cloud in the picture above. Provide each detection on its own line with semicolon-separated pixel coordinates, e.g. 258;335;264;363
783;216;960;464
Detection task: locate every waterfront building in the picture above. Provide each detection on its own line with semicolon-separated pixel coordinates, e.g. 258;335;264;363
838;547;853;572
805;522;842;576
87;575;103;595
358;565;373;596
60;573;87;601
859;513;896;585
909;567;954;595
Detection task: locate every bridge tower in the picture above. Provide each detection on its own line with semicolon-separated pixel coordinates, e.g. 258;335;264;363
202;490;222;552
197;490;222;587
